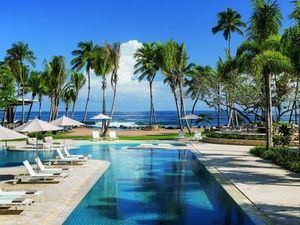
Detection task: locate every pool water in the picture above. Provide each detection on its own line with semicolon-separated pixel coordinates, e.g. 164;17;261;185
61;143;256;225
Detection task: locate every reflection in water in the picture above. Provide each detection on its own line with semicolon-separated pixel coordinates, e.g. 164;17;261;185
63;144;255;225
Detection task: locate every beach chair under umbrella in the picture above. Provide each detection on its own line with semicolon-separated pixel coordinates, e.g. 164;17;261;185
14;118;62;151
0;125;28;149
50;115;84;145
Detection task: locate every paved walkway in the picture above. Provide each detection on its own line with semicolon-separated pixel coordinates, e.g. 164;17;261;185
0;159;110;225
192;143;300;225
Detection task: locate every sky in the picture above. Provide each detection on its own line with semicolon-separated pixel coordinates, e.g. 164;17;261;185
0;0;294;112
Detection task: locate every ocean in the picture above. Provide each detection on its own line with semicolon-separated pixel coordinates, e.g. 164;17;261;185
3;111;294;128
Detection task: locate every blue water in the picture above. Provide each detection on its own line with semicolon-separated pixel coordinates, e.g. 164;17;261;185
58;143;256;225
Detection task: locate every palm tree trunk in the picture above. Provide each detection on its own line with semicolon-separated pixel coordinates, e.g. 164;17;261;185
228;32;231;56
26;94;36;122
265;72;273;149
101;77;107;134
71;98;77;118
38;95;42;119
49;96;53;121
178;80;191;134
82;68;90;123
66;103;69;117
172;88;183;130
103;72;118;136
21;86;25;124
149;80;154;126
191;92;200;115
217;88;221;128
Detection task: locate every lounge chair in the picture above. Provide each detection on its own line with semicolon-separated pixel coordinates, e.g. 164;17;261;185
26;138;37;147
62;148;91;159
49;149;86;165
193;131;202;141
91;130;101;142
15;160;67;182
175;131;186;140
0;195;34;209
35;157;72;174
43;136;64;148
0;188;42;197
108;130;119;141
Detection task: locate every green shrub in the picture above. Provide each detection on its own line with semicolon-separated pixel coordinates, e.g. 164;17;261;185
250;146;300;173
205;131;265;140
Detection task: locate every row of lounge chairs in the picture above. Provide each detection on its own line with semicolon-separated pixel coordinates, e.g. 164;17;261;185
0;147;92;211
26;136;65;150
92;130;118;141
175;131;202;141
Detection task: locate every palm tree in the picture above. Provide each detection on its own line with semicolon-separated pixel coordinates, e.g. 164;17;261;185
44;56;67;121
26;71;42;121
103;43;121;135
69;71;86;118
5;42;36;124
212;8;246;55
61;85;75;117
134;42;160;126
93;45;113;116
238;0;291;149
159;40;192;133
71;41;96;122
290;0;300;24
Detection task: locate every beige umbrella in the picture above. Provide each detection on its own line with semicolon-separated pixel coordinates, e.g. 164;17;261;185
0;125;28;149
50;115;84;127
14;118;62;133
90;113;111;120
181;114;201;120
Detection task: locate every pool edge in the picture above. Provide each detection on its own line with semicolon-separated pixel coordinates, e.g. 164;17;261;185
189;143;274;225
54;160;111;225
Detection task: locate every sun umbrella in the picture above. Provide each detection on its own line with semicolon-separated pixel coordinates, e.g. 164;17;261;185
181;114;201;120
50;115;84;127
0;125;28;149
14;118;63;133
90;113;111;120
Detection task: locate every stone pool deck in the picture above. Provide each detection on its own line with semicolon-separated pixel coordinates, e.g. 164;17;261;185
0;159;110;225
191;143;300;225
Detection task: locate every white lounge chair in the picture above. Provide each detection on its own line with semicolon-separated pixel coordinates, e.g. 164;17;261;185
35;157;72;174
91;130;101;142
108;130;118;140
194;131;202;141
0;195;34;209
16;160;67;182
54;149;87;164
0;188;42;197
43;136;64;147
62;148;91;159
175;131;186;140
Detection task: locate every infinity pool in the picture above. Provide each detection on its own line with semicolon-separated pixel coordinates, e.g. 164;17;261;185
60;143;256;225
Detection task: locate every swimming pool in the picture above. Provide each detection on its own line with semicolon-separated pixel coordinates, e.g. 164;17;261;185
60;143;256;225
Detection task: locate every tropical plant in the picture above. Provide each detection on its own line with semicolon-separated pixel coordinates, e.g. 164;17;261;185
69;71;86;118
212;8;246;55
71;41;96;122
0;63;16;125
5;42;36;124
44;56;68;121
61;84;75;117
26;71;43;121
134;42;160;126
238;0;292;149
103;43;121;135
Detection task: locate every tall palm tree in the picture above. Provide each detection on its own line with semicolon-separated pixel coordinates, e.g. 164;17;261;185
290;0;300;24
238;0;290;149
5;42;36;124
71;41;96;122
69;71;86;118
26;71;42;121
44;56;67;121
212;8;246;55
93;45;113;116
103;43;121;135
134;42;160;126
61;84;75;117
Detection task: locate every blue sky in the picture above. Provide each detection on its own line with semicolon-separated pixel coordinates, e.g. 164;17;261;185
0;0;293;112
